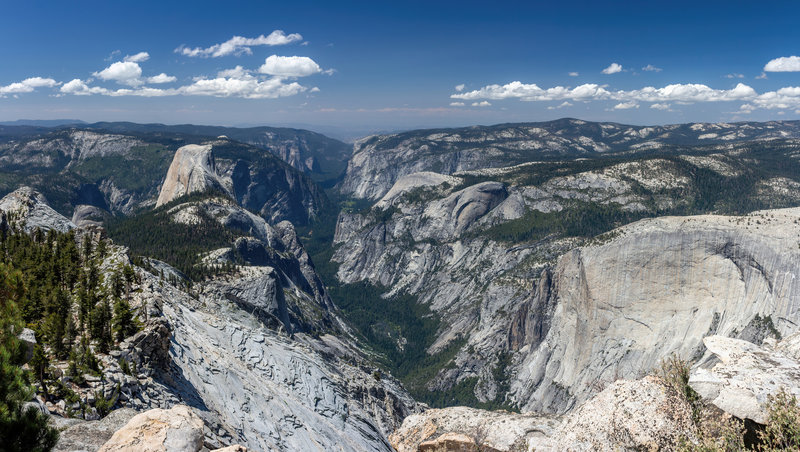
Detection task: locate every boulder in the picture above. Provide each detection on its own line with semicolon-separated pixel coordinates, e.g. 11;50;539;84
211;446;248;452
53;408;139;452
389;406;558;452
689;334;800;424
18;327;36;363
118;318;171;374
98;405;204;452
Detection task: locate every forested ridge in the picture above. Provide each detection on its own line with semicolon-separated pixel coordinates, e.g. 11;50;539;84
0;216;143;449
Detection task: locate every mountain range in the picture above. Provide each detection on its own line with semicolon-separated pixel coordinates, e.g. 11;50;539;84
4;118;800;451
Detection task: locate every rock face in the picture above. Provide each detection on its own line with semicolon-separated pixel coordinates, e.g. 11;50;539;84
335;160;800;413
514;208;800;413
156;144;229;207
71;204;109;228
98;405;205;452
690;334;800;424
0;186;75;232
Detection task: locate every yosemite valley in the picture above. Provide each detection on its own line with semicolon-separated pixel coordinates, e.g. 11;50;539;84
4;118;800;451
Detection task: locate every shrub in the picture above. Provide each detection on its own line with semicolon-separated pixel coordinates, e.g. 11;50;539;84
758;388;800;451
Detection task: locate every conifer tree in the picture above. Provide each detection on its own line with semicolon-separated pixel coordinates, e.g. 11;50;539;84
112;298;138;343
0;262;59;451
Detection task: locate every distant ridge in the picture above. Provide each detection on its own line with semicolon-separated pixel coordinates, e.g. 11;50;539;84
0;119;86;127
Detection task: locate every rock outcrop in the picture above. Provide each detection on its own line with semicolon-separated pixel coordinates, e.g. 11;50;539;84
552;376;696;451
52;408;140;452
389;406;558;452
72;204;109;228
156;144;229;207
390;375;696;452
98;405;205;452
690;333;800;424
0;186;75;232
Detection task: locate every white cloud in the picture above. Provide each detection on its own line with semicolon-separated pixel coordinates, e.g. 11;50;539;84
0;77;58;95
613;101;639;109
450;102;465;107
756;72;768;80
177;30;302;58
764;56;800;72
568;72;579;77
472;101;491;107
217;66;249;78
642;64;662;72
725;73;744;79
179;71;305;99
451;81;612;101
602;63;623;74
309;87;320;93
455;84;465;91
452;81;759;109
60;79;109;96
258;55;321;77
547;101;573;110
650;103;672;111
745;86;800;110
93;61;143;86
147;73;177;84
124;52;149;63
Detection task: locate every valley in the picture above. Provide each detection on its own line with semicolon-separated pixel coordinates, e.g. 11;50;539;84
3;118;800;451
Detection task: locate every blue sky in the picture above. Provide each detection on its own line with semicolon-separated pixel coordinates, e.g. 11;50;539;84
2;0;800;133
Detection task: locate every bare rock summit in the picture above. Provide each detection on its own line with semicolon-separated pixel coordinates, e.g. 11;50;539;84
156;144;230;207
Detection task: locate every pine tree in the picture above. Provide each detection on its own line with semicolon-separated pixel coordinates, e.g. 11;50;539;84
90;300;112;354
0;262;59;451
112;298;137;343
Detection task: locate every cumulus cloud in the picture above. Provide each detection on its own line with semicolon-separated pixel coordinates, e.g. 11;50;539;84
725;73;744;79
147;73;177;84
642;64;662;72
124;52;149;63
177;31;302;58
613;101;639;109
93;61;143;86
756;72;768;80
258;55;322;77
451;81;612;102
472;101;491;107
60;79;109;96
180;74;305;98
650;103;672;111
455;84;465;91
568;72;579;77
450;101;465;106
0;77;58;95
452;81;757;105
764;56;800;72
602;63;623;74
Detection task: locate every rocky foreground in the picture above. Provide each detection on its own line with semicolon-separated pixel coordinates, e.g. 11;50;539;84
390;331;800;451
